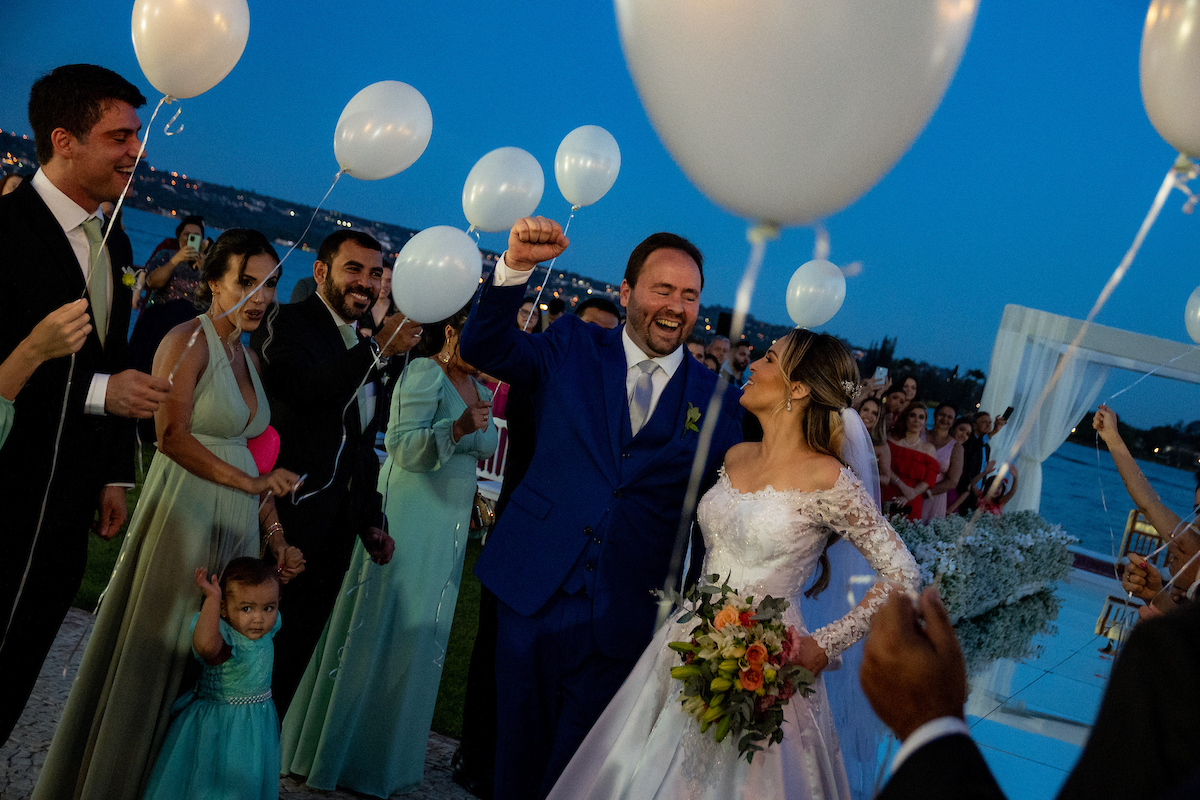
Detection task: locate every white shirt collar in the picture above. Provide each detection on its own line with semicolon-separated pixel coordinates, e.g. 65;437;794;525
31;168;103;232
621;326;684;379
315;288;357;331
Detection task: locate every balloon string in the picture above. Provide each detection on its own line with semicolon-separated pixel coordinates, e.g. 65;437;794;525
655;221;777;628
1;93;170;657
1105;347;1199;401
952;156;1194;567
522;208;577;332
430;519;466;669
163;102;184;136
813;224;830;261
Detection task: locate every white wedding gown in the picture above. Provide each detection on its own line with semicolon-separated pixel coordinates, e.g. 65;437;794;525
546;466;919;800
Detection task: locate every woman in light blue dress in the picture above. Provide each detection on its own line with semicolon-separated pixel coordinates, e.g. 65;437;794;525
282;305;497;797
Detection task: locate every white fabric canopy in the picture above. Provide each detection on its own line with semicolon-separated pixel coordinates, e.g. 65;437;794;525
979;305;1200;513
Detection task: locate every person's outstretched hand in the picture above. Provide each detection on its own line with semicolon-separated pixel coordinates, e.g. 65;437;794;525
361;526;395;565
860;586;967;741
506;217;569;272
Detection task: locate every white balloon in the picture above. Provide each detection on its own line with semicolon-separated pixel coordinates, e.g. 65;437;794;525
1141;0;1200;157
555;125;621;208
786;260;846;328
1186;286;1200;344
131;0;250;99
335;82;433;181
462;147;545;233
614;0;976;225
391;226;483;324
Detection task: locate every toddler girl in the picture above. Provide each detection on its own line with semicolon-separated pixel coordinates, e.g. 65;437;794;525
143;557;282;800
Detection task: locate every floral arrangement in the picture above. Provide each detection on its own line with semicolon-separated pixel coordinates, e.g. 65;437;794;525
891;510;1076;623
660;574;816;763
954;589;1062;674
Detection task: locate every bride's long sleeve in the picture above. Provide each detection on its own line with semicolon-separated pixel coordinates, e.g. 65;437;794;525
808;476;920;659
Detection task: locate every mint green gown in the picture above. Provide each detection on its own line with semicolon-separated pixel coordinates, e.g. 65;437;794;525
281;357;497;797
0;396;11;448
33;314;269;800
143;613;282;800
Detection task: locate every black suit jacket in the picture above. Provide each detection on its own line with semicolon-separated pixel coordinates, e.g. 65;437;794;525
880;602;1200;800
250;294;385;564
0;180;135;546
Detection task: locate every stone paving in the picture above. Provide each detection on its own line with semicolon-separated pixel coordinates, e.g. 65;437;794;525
0;609;474;800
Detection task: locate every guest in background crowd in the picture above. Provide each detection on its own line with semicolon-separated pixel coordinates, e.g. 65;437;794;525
957;411;1007;515
685;334;706;362
281;304;496;797
545;297;566;327
1;172;26;195
884;387;908;429
703;353;721;373
517;295;541;332
720;339;751;388
922;403;964;521
882;403;939;519
575;296;621;329
858;396;891;493
898;374;918;405
705;333;730;367
250;230;421;716
357;263;397;340
852;370;892;411
290;275;317;304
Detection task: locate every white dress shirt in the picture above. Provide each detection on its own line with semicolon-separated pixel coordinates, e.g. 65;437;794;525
30;169;112;416
315;292;376;422
492;252;684;426
889;715;971;775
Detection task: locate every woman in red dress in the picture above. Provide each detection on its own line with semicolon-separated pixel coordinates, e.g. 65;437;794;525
881;402;940;519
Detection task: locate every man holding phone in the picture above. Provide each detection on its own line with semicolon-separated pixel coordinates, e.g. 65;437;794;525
956;409;1009;515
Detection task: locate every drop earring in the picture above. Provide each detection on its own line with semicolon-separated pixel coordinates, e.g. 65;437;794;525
786;398;792;412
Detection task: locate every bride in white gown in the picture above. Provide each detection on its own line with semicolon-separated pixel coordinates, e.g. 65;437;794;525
547;329;919;800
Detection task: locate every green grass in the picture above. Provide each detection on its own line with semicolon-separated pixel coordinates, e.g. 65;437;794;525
71;449;485;738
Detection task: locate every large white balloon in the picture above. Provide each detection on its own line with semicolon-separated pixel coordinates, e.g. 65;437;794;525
1186;286;1200;344
614;0;977;225
391;226;483;324
335;82;433;181
131;0;250;99
786;260;846;328
555;125;621;208
1141;0;1200;157
462;147;545;233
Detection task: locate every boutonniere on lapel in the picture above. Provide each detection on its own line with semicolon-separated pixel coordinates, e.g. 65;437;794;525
681;402;702;440
121;266;140;288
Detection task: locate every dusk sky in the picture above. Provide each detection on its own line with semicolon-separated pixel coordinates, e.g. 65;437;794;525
4;0;1199;428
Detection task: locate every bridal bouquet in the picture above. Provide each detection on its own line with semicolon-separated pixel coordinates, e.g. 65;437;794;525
661;574;816;762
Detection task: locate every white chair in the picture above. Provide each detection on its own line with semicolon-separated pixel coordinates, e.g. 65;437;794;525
476;417;509;501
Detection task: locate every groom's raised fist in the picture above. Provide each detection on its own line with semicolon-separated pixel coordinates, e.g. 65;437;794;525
507;216;569;272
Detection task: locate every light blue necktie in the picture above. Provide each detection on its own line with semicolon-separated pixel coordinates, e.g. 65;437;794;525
338;324;372;432
629;360;660;436
80;217;109;346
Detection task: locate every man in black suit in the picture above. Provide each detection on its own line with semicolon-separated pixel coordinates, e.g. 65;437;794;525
0;64;171;742
862;587;1200;800
251;229;420;714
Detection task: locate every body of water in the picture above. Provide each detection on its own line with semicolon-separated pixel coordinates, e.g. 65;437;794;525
1040;440;1197;558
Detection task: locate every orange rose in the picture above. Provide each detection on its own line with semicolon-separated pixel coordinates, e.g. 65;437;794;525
740;666;764;692
745;642;768;666
713;604;740;630
739;611;753;628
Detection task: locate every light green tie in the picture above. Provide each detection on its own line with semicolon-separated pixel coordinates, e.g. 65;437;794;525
338;324;372;432
80;217;109;347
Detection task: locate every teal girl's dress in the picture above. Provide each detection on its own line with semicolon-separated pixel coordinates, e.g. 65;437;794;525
0;395;12;448
142;613;282;800
34;314;269;800
281;357;497;797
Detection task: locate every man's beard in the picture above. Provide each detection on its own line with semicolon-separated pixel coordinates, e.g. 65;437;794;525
324;276;376;321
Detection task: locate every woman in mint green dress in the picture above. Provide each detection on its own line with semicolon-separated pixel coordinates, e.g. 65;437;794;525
34;230;304;800
282;305;497;797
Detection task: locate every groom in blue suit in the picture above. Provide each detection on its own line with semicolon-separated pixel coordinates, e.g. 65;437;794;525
460;217;743;800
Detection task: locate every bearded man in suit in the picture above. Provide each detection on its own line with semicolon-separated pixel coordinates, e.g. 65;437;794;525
0;64;172;743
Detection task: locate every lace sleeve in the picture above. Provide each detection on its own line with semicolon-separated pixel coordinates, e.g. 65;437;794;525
809;472;919;659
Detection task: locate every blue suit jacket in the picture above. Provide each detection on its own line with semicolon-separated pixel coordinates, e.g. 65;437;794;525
461;279;743;660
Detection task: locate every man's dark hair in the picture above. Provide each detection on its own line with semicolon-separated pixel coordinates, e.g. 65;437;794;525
175;215;205;239
316;230;382;267
575;296;621;320
733;340;750;350
623;232;704;289
547;297;566;315
685;334;706;346
28;65;146;164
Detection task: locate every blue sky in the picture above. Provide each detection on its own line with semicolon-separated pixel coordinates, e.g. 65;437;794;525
4;0;1198;427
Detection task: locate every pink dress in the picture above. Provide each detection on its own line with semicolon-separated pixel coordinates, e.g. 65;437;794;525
920;438;956;521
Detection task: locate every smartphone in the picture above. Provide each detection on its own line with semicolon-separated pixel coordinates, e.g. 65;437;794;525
1001;406;1014;420
873;366;888;381
186;233;201;251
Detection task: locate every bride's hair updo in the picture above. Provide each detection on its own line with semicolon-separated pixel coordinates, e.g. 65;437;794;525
775;329;861;460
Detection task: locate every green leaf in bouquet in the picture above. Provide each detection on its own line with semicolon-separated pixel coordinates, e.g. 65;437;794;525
667;641;698;654
677;610;696;624
698;585;723;595
714;714;733;743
